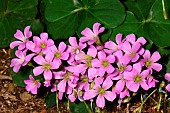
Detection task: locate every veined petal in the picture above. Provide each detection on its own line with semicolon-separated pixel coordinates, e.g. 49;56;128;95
87;45;97;58
166;84;170;92
137;37;146;45
96;95;105;108
58;79;67;92
107;55;115;63
98;51;106;61
81;28;94;37
61;52;69;60
83;90;98;100
69;37;78;46
128;82;139;92
133;63;142;73
14;30;24;41
59;42;67;53
40;33;48;42
98;68;106;77
15;50;25;59
132;42;141;52
141;81;149;90
24;26;32;38
106;64;115;73
143;50;151;60
115;80;125;92
44;70;52;80
10;41;22;49
104;41;117;50
102;77;113;90
116;33;123;44
151;63;162;72
151;51;161;62
13;65;21;73
47;39;54;46
88;68;97;79
104;91;116;101
126;34;136;44
165;73;170;81
33;66;44;76
93;22;101;35
92;59;101;67
34;55;46;65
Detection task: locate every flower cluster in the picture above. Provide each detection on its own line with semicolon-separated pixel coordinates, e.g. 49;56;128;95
10;23;162;108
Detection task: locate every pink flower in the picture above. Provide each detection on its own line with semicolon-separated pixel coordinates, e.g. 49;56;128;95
125;34;146;45
92;51;115;76
146;74;158;88
24;75;41;94
75;45;98;79
104;33;125;54
27;33;54;54
80;22;105;45
50;42;69;66
114;50;132;73
119;89;130;99
124;63;149;92
10;50;35;72
10;26;32;50
83;77;116;108
33;52;59;80
121;41;142;63
68;37;86;62
140;50;162;72
54;69;79;93
165;73;170;92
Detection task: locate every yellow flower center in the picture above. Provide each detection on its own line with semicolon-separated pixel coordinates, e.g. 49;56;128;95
87;61;92;68
130;52;136;58
102;60;108;67
98;88;105;95
119;65;125;72
55;52;61;58
40;43;46;49
64;71;71;80
145;60;152;67
135;75;141;82
82;76;88;83
44;64;51;70
85;55;92;60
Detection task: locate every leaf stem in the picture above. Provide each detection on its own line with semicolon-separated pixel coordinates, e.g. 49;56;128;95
162;0;168;20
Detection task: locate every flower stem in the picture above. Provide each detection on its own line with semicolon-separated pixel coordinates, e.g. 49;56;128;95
83;101;93;113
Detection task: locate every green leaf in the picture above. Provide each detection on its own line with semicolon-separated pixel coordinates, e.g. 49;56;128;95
112;0;170;47
69;101;92;113
0;0;38;48
166;59;170;73
44;0;125;40
11;66;32;87
30;19;44;36
45;92;56;107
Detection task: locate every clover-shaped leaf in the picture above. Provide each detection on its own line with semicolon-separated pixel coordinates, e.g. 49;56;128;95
0;0;38;48
112;0;170;48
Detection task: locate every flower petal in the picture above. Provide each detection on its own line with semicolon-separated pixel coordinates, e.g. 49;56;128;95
44;70;52;80
24;26;32;38
33;66;44;76
166;84;170;92
14;30;24;41
87;45;97;58
102;77;113;90
165;73;170;81
83;90;98;100
96;95;105;108
104;91;116;101
151;51;161;62
59;42;67;53
98;51;106;61
151;63;162;72
34;55;46;65
58;79;67;92
69;37;78;46
10;41;22;49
